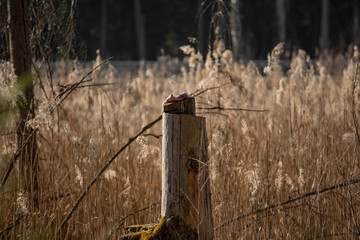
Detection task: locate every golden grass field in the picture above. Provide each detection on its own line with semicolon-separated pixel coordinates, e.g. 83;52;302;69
1;42;360;239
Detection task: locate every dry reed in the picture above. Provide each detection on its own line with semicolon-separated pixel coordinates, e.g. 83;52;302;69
1;43;360;239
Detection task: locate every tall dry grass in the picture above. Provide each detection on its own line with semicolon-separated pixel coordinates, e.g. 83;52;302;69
1;42;360;239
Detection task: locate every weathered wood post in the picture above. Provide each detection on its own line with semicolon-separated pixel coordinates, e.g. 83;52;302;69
162;97;213;240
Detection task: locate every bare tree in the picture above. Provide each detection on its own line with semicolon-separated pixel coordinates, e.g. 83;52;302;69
230;0;242;61
100;0;107;58
8;0;38;207
276;0;286;43
4;0;78;211
197;0;204;55
134;0;146;60
320;0;329;51
354;0;359;45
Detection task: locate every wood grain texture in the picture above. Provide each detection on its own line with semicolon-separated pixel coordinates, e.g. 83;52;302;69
161;113;213;240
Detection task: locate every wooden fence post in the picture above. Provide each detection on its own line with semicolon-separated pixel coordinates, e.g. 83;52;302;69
162;97;213;240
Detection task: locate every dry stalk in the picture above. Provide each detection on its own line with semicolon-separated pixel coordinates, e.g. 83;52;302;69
0;128;37;188
0;58;112;189
57;114;162;234
57;83;230;234
52;57;112;113
351;61;360;143
106;201;160;239
349;58;360;235
191;82;230;97
348;132;360;235
198;106;268;112
0;216;22;238
214;178;360;231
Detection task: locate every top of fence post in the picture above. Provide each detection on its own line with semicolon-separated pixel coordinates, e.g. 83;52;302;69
162;97;195;115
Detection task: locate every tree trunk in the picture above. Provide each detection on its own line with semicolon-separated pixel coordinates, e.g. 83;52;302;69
197;0;204;56
230;0;242;61
100;0;107;58
276;0;286;43
320;0;329;51
217;2;226;43
8;0;38;209
354;0;359;45
134;0;146;60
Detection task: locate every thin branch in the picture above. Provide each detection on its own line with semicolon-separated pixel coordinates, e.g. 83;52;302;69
305;202;351;232
57;80;233;233
197;106;268;112
31;60;49;100
0;58;112;189
191;82;230;97
58;82;115;92
0;216;23;238
348;137;360;235
52;57;112;113
49;0;69;42
38;133;69;169
106;201;160;239
201;111;229;117
197;101;217;107
349;60;360;235
69;82;116;89
57;78;92;89
57;115;162;234
0;128;37;188
180;188;198;213
351;62;360;143
214;178;360;231
142;133;162;139
45;191;76;202
0;131;17;137
315;232;352;239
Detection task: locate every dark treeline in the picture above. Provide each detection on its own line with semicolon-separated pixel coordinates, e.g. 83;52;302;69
77;0;201;60
0;0;358;61
77;0;359;61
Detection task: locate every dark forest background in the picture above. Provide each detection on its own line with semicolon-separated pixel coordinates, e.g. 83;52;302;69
76;0;360;61
0;0;359;61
